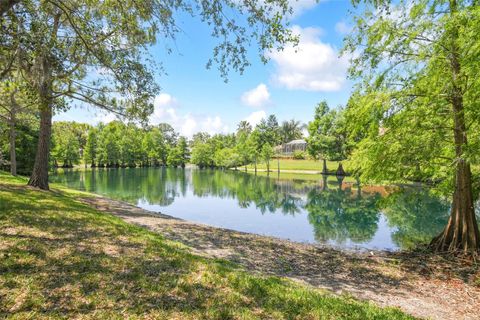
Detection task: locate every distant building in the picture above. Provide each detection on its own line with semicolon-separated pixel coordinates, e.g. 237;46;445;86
276;139;307;155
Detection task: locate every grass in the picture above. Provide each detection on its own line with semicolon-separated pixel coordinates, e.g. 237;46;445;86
247;170;358;183
0;172;414;319
246;159;346;173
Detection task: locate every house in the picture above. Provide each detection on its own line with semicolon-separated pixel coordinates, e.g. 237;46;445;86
277;139;307;155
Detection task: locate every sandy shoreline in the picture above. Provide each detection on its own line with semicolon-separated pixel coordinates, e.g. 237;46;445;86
79;194;480;320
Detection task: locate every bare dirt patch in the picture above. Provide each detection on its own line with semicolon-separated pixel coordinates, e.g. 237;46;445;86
79;195;480;320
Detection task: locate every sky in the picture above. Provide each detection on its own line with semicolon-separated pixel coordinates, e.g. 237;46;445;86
54;0;354;137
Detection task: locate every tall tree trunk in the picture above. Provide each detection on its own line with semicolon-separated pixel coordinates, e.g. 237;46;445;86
431;160;479;253
431;0;480;254
28;106;52;189
28;55;53;190
8;119;16;176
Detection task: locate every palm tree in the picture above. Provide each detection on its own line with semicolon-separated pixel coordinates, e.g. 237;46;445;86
280;119;305;144
236;120;252;136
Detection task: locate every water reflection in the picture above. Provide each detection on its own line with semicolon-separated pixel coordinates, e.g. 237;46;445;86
51;167;452;251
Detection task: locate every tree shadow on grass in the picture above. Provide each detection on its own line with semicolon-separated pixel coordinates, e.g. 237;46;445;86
0;183;451;319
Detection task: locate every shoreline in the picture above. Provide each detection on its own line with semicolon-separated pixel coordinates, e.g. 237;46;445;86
79;193;479;320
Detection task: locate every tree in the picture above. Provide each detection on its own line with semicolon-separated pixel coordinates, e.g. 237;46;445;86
344;0;480;254
0;121;38;175
306;101;338;173
51;127;80;167
236;120;252;136
97;122;121;167
4;0;297;189
236;131;252;171
214;147;239;169
256;115;281;147
191;143;214;169
0;78;36;175
247;129;262;173
261;142;274;173
168;137;189;168
150;128;168;166
120;124;143;167
142;130;156;167
158;123;179;148
192;132;210;146
280;119;304;144
84;128;97;167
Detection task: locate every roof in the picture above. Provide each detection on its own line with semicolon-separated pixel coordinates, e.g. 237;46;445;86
285;139;307;145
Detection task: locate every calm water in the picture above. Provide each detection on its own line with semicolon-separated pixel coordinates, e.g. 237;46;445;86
50;167;453;251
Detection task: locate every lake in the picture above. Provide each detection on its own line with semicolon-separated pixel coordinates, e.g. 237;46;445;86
50;167;452;251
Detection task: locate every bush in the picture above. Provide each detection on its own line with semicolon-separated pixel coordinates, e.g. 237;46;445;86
293;151;306;160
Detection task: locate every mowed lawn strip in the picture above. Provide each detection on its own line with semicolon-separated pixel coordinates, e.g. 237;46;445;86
246;159;346;172
0;172;413;319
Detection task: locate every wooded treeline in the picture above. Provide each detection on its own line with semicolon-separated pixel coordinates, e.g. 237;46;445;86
49;121;189;168
1;104;352;173
190;104;354;172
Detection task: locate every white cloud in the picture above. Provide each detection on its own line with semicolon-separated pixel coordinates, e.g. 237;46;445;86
289;0;319;18
269;25;349;92
245;110;267;127
93;111;118;124
241;83;271;108
149;93;229;137
154;93;179;109
335;21;352;35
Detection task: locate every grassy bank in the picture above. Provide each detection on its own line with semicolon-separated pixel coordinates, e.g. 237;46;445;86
246;159;346;173
0;172;412;319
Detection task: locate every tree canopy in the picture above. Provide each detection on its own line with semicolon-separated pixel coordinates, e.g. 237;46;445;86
344;0;480;254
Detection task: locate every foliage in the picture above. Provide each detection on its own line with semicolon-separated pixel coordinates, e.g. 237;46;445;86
214;147;240;169
261;143;274;171
51;127;80;167
167;137;189;167
51;122;90;167
3;123;38;175
236;120;252;136
293;151;306;160
190;142;214;168
343;0;480;187
256;115;281;147
307;101;348;161
84;128;97;167
51;121;187;168
280;119;305;144
343;0;480;252
189;116;305;170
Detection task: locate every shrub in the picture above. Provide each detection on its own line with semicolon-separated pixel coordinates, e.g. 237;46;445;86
293;151;306;160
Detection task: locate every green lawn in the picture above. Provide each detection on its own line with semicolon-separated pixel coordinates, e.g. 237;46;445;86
246;159;346;173
0;172;412;319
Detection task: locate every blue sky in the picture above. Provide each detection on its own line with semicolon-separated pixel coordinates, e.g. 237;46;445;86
54;0;354;137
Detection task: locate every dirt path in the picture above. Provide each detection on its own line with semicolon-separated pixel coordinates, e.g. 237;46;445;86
80;195;480;320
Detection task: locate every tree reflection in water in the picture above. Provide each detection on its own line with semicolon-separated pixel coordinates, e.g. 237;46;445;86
51;167;453;250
